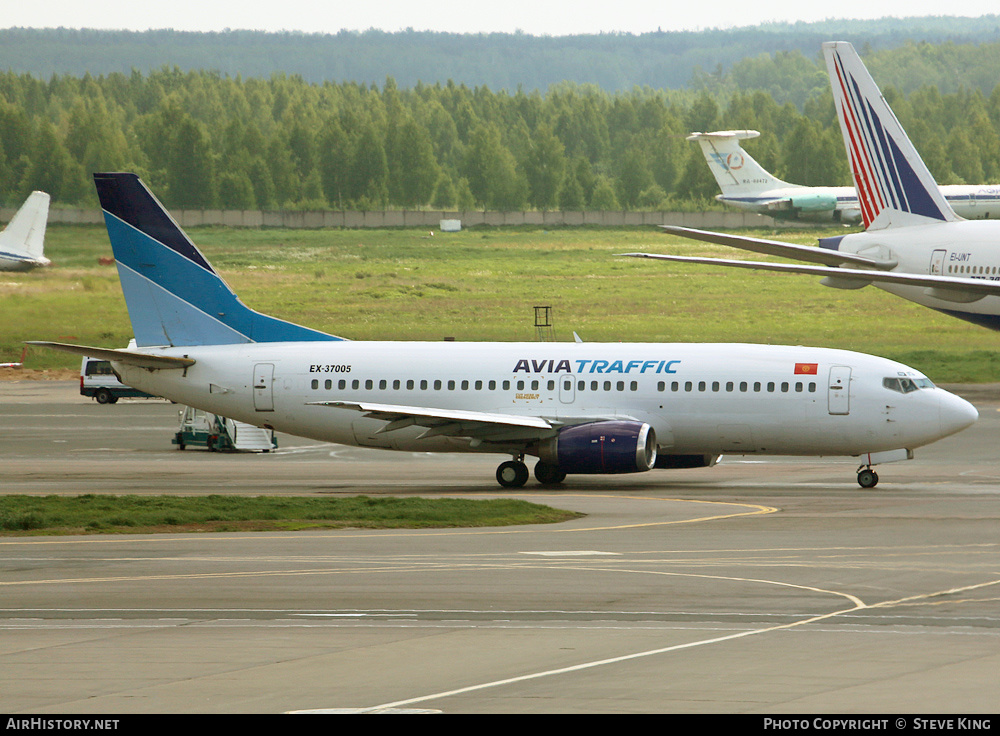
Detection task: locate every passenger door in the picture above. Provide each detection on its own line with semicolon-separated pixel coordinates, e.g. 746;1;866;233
828;366;851;415
253;363;275;412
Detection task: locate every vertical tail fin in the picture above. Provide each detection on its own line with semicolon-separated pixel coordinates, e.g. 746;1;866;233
0;191;50;262
823;41;959;230
93;173;343;347
687;130;792;197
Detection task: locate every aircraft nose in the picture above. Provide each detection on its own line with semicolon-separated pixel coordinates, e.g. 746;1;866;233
938;390;978;438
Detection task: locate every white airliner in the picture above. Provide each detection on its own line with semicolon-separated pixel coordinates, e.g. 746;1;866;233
30;173;976;488
629;42;1000;334
691;129;1000;224
0;191;50;271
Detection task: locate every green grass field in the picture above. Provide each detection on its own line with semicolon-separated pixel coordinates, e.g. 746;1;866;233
0;494;583;535
3;222;998;382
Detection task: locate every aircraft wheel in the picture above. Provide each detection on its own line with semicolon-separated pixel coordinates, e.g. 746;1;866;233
534;461;566;485
496;460;529;488
857;468;878;488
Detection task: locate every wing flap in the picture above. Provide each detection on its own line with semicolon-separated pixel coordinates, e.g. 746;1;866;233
308;400;557;441
621;253;1000;301
658;225;895;269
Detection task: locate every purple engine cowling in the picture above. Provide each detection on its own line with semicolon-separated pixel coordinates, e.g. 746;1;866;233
537;421;657;474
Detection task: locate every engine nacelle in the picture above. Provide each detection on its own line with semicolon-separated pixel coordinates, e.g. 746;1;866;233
787;193;838;212
537;421;656;474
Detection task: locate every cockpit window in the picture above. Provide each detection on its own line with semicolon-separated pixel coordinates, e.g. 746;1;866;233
883;377;934;393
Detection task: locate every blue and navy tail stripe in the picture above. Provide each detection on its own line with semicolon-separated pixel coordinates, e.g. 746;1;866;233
94;173;343;348
829;47;947;227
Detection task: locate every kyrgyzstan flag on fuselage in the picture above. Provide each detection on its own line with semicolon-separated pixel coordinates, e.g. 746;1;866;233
794;363;819;375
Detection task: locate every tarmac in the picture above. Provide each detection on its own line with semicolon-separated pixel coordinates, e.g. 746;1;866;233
1;380;999;713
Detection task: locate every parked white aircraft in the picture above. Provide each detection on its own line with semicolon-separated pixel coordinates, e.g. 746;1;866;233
691;129;1000;224
30;173;976;488
629;42;1000;333
0;191;50;271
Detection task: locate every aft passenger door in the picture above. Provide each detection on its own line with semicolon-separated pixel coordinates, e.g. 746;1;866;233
828;366;851;415
253;363;275;412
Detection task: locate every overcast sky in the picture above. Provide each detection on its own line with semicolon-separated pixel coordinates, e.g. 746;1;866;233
5;1;1000;36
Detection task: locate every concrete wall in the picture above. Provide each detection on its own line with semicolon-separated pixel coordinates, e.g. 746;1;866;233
5;207;779;229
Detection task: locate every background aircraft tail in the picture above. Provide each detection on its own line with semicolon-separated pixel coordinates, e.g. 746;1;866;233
93;173;343;348
0;191;50;261
823;41;959;230
687;130;792;197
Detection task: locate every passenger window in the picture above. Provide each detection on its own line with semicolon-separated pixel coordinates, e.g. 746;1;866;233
339;379;346;389
489;380;496;390
502;380;510;390
406;379;414;390
311;379;318;390
420;380;428;390
434;380;442;390
657;381;665;392
630;381;637;391
447;380;455;390
325;379;332;389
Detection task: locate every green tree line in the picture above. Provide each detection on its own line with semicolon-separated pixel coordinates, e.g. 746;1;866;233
2;59;1000;211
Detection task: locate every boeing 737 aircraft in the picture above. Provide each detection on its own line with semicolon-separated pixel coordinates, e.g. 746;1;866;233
0;191;50;271
628;42;1000;333
691;130;1000;224
30;173;976;488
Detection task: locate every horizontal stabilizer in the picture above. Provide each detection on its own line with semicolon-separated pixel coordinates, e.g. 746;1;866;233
26;341;195;369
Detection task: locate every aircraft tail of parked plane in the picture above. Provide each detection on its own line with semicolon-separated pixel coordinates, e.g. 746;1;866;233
31;172;978;488
825;41;960;230
0;191;51;271
690;130;790;195
689;130;860;223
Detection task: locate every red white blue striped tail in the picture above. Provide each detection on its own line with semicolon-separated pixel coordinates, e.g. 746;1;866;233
823;41;960;231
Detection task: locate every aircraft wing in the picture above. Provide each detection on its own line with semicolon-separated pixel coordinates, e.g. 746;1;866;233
659;226;895;270
621;253;1000;301
309;400;578;442
26;341;196;369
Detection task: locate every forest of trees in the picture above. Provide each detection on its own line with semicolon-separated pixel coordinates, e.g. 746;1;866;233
2;28;1000;212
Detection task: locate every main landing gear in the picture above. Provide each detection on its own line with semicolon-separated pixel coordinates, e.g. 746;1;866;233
495;456;567;488
857;466;879;488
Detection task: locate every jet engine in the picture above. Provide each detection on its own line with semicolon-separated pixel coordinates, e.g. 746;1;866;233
536;421;656;474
